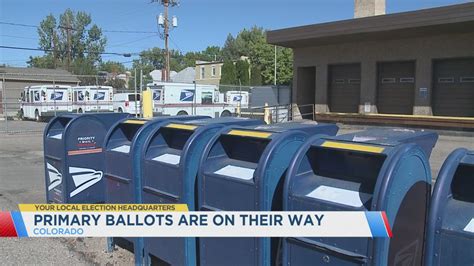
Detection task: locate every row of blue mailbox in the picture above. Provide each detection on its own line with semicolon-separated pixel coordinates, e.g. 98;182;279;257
43;113;473;266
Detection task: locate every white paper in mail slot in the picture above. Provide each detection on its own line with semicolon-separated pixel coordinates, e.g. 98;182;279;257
464;218;474;233
214;165;255;181
49;133;62;140
306;185;365;208
111;145;130;154
152;153;181;165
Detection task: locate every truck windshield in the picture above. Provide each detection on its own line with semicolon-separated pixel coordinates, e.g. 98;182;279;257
128;94;140;101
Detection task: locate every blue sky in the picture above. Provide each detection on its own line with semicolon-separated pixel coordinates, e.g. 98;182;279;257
0;0;469;68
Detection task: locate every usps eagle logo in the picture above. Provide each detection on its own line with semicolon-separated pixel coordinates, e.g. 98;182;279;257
47;163;62;191
233;95;242;102
69;166;103;197
180;90;194;102
94;92;105;100
50;92;64;100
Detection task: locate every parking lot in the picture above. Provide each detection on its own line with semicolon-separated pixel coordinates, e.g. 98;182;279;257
0;120;473;264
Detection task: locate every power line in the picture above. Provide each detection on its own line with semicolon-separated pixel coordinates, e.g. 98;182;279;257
0;21;159;34
0;34;38;40
0;45;139;57
0;22;37;28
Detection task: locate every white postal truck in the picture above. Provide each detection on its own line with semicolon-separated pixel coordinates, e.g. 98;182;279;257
147;82;235;117
71;86;114;113
20;85;72;121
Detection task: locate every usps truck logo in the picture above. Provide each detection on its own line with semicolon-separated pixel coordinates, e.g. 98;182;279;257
50;91;64;100
153;91;162;100
47;163;62;191
180;90;194;102
94;92;105;100
69;166;103;197
233;95;242;102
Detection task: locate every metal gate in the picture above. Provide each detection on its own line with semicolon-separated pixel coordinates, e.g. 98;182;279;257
432;58;474;117
377;61;415;115
328;64;361;113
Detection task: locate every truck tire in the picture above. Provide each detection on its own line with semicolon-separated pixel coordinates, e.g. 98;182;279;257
118;108;123;113
35;110;41;122
78;108;84;114
177;111;188;116
221;110;232;117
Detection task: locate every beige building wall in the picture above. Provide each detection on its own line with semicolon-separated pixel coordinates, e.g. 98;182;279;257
195;62;223;86
291;32;474;115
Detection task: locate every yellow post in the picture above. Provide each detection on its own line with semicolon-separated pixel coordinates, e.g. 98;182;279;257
264;102;271;124
142;90;153;118
236;101;241;117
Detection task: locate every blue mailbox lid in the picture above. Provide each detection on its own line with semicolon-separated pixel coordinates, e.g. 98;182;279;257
321;127;438;156
425;148;474;266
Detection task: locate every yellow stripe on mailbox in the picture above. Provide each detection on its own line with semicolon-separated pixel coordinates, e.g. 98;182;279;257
227;129;272;139
321;141;384;153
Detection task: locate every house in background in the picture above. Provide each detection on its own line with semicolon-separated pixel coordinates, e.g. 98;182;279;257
195;60;224;86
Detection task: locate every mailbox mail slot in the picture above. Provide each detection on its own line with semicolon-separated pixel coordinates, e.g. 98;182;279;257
197;121;339;266
141;117;263;266
425;148;474;265
43;113;129;203
283;128;437;266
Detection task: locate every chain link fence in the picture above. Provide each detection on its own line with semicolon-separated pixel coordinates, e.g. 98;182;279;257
1;72;311;134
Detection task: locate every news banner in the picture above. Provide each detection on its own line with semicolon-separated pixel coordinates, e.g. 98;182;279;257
0;204;392;238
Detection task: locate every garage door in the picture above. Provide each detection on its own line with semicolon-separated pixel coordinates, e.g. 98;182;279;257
377;62;415;115
328;64;360;113
433;58;474;117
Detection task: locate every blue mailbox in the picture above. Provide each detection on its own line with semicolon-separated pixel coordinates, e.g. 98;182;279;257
283;128;438;266
140;117;264;266
425;148;474;266
197;121;339;266
43;113;129;203
103;115;208;259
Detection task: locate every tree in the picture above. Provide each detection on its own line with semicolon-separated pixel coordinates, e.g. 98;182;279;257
100;61;125;74
28;9;107;72
201;46;222;61
222;34;239;61
220;60;237;85
105;78;126;89
133;48;186;78
235;60;250;86
221;26;293;85
250;65;262;86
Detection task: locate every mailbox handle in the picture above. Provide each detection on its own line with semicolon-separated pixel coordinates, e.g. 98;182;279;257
105;173;131;184
288;237;368;264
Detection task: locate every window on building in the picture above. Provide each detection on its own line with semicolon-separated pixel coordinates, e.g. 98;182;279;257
201;66;205;79
212;65;216;76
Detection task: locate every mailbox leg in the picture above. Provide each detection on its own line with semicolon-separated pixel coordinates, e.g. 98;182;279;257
106;237;114;253
134;239;144;266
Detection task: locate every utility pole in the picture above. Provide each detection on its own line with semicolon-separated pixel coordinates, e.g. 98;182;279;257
58;20;74;72
274;45;277;85
164;0;170;82
155;0;178;82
